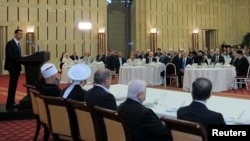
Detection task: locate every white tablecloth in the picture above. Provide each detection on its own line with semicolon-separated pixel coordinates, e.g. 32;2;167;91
183;67;236;92
118;63;165;86
107;84;250;125
60;63;105;84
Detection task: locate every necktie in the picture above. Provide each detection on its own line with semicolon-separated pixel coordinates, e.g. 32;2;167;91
182;58;186;69
216;56;219;63
119;58;122;66
17;43;21;53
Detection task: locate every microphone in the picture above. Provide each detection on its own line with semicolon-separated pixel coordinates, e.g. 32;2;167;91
26;41;39;52
26;41;35;45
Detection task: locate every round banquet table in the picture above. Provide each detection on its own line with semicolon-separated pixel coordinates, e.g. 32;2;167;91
118;63;165;86
60;63;105;84
183;66;236;92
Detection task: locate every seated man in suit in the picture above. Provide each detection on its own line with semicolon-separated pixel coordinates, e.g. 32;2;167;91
114;51;126;74
135;50;143;60
39;63;62;97
146;51;157;63
69;50;79;61
81;52;93;64
229;50;237;66
105;49;116;70
234;50;250;76
159;50;170;65
210;49;225;65
61;64;91;101
96;51;106;63
177;78;226;130
177;51;192;87
118;80;172;141
85;68;117;141
193;50;208;65
234;50;250;88
154;48;162;57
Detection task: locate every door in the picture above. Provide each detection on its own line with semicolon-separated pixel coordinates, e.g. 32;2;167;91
202;29;217;51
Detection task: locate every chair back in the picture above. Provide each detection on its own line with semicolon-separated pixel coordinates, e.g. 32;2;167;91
160;117;207;141
28;88;40;115
67;99;101;141
165;63;177;75
36;95;49;125
94;106;132;141
41;96;78;141
246;65;250;78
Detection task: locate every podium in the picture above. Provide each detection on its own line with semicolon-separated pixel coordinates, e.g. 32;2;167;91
18;51;50;109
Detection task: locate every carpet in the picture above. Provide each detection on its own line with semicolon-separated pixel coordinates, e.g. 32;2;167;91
0;119;53;141
0;74;249;104
0;74;70;104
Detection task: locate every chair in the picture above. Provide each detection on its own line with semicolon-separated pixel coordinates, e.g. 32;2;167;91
93;106;132;141
160;117;207;141
164;63;178;88
35;94;51;141
40;96;79;141
26;86;41;141
235;65;250;90
66;99;101;141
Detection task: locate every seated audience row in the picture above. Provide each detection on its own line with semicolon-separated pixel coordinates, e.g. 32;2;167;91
37;61;227;141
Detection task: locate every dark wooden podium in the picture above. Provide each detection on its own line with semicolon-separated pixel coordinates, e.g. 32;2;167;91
18;51;50;109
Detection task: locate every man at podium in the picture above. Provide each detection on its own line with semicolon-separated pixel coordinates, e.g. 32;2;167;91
4;29;23;110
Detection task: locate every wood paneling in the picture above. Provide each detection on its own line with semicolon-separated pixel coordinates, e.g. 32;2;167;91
132;0;250;52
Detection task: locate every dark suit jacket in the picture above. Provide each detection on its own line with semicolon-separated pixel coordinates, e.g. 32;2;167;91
114;57;126;73
234;57;250;76
193;56;208;65
69;55;78;61
178;57;193;69
4;39;22;71
229;56;237;66
146;57;157;64
154;52;162;57
118;99;171;141
159;56;170;65
177;101;226;130
207;53;214;59
105;55;116;70
60;85;86;101
41;84;62;97
170;55;180;71
96;54;106;63
210;55;225;65
135;54;143;60
85;85;117;141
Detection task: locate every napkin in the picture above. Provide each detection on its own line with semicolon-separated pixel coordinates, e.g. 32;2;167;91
186;64;191;68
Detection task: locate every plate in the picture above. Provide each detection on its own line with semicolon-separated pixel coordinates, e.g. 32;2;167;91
143;102;154;108
166;108;177;112
116;97;126;101
224;117;235;123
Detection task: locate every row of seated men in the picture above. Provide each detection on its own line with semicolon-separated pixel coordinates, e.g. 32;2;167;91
35;62;226;141
61;47;249;88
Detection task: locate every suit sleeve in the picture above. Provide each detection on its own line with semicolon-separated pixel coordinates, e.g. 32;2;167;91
6;41;21;60
103;94;117;110
139;109;169;138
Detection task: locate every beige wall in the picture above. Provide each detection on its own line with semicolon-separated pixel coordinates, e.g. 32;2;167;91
0;0;107;74
132;0;250;52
